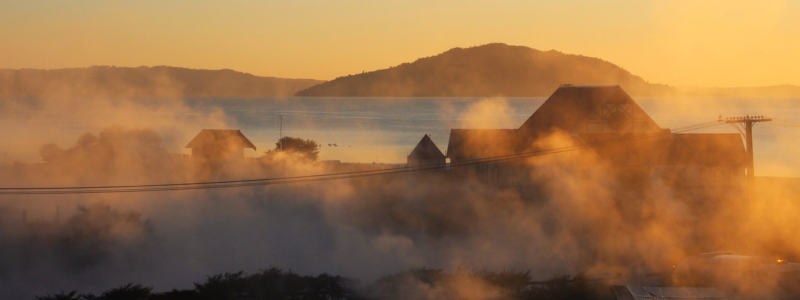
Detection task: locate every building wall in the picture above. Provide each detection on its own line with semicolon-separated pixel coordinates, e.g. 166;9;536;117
191;146;245;161
408;157;446;167
649;165;745;188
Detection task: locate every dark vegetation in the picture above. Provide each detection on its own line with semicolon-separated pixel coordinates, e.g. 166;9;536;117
263;136;322;161
32;126;181;184
34;268;608;300
3;203;154;272
295;43;676;97
2;126;331;189
0;66;323;98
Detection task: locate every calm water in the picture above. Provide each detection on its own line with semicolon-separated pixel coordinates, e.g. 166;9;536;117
184;97;543;164
3;97;800;177
184;97;800;177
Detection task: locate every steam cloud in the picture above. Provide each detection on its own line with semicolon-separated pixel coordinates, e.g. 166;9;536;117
0;95;798;299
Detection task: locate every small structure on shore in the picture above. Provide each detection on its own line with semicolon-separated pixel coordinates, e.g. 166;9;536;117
186;129;256;162
407;134;446;167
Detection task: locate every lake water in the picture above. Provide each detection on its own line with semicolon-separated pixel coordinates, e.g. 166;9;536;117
3;97;800;177
184;97;800;177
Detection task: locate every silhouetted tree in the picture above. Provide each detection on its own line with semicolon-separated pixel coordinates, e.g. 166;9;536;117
148;289;198;300
266;136;320;161
33;268;604;300
521;274;601;300
34;290;83;300
191;268;359;300
37;126;172;182
85;283;152;300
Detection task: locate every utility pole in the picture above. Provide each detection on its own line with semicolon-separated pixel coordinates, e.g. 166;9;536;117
722;115;771;194
723;115;770;255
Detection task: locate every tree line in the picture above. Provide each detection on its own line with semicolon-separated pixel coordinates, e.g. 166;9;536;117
35;268;609;300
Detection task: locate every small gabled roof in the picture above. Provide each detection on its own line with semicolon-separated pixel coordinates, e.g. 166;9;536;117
519;85;620;136
185;129;257;150
408;134;445;160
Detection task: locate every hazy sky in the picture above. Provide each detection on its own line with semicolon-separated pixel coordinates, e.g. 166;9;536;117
1;0;798;87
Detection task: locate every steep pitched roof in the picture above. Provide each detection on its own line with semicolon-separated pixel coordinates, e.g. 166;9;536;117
446;86;740;172
518;85;620;136
408;135;445;160
185;129;257;150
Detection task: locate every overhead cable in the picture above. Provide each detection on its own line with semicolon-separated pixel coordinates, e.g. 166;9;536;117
0;121;725;195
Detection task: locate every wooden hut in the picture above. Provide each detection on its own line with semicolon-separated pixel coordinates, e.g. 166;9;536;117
407;134;446;167
186;129;256;162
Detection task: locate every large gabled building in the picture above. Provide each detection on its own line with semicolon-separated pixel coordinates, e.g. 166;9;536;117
446;85;746;197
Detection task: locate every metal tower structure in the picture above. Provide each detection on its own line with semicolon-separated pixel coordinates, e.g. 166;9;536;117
721;115;771;186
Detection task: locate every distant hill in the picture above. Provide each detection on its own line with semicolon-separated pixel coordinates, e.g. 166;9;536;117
0;66;323;98
295;43;676;97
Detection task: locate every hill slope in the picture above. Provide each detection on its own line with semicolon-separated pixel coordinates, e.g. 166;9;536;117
0;66;323;98
295;43;675;97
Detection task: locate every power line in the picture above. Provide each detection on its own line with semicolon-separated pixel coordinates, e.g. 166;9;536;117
0;122;725;195
0;122;724;195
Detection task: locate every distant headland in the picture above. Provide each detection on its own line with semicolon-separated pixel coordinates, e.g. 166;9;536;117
296;43;676;97
2;44;799;99
0;66;323;98
295;43;800;98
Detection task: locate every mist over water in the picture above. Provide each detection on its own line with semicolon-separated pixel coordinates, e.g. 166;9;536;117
2;96;800;299
3;97;799;176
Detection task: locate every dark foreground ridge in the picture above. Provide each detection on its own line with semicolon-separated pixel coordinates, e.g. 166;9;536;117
0;66;323;98
34;268;606;300
295;43;676;97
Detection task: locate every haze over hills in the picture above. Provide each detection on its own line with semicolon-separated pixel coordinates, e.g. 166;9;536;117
295;43;678;97
0;66;323;98
2;47;798;99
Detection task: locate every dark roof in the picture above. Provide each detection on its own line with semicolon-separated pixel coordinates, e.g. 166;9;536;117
579;133;747;170
675;133;747;168
408;135;445;160
446;86;655;160
185;129;257;150
446;129;520;158
519;85;620;136
445;86;739;171
579;133;675;169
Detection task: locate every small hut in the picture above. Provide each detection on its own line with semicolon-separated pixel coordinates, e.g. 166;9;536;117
407;134;446;167
186;129;256;162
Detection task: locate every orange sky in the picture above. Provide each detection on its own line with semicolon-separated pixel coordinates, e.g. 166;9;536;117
1;0;798;87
